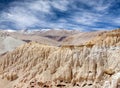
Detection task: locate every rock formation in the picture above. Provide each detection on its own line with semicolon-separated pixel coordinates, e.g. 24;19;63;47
0;29;120;88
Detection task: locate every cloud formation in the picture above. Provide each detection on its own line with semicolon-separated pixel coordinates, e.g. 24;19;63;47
0;0;120;31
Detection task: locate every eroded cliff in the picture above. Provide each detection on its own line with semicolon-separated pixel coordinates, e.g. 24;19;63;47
0;29;120;88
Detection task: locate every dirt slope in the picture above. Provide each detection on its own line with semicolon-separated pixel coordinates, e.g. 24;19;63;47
62;31;105;45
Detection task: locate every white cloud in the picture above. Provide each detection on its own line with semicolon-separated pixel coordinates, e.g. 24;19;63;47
28;0;69;12
113;18;120;25
80;0;113;11
0;0;119;31
2;7;39;29
28;0;51;13
73;12;101;25
51;0;69;11
0;0;70;29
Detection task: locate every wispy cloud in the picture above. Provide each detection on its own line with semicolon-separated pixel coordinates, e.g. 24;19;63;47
4;8;39;28
79;0;113;12
28;0;51;13
72;12;102;26
0;0;70;29
51;0;69;11
0;0;120;31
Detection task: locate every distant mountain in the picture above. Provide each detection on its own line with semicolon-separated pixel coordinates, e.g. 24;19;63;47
31;29;80;41
0;29;81;46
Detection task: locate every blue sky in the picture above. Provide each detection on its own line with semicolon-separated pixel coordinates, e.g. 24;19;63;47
0;0;120;31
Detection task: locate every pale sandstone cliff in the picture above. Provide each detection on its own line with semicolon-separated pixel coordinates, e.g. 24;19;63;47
0;29;120;88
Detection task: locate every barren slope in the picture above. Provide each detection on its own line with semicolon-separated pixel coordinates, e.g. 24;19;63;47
0;31;25;54
9;32;60;46
62;31;105;45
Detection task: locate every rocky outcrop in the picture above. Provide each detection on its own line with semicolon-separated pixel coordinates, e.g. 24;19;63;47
86;29;120;46
0;29;120;88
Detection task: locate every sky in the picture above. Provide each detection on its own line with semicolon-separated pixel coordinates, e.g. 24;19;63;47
0;0;120;31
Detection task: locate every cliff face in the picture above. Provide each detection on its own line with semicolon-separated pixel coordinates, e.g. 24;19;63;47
0;29;120;88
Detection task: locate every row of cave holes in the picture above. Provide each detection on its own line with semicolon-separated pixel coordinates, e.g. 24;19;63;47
28;80;93;88
28;81;66;88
